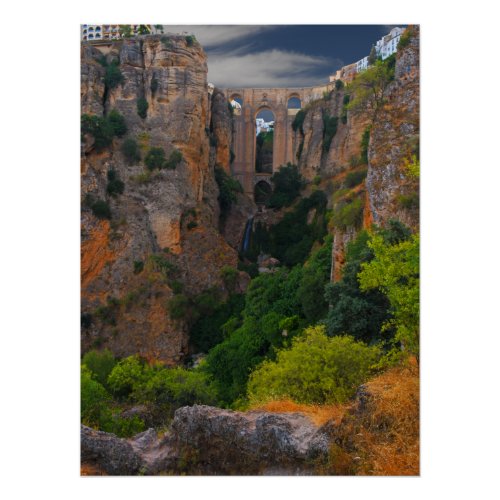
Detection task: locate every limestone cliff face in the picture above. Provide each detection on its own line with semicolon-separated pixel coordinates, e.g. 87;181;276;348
209;87;233;173
294;91;371;183
81;36;239;364
291;28;419;281
367;25;420;230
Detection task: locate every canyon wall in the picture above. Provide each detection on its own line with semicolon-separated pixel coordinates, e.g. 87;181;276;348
81;36;241;364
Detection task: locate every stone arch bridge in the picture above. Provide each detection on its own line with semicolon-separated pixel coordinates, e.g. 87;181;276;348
223;84;334;199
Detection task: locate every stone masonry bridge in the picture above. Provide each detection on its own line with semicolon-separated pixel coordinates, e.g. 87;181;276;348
223;84;334;200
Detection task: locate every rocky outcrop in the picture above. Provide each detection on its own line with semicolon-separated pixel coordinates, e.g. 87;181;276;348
81;405;331;475
81;425;143;475
366;25;420;230
209;87;233;173
80;36;242;363
294;91;371;182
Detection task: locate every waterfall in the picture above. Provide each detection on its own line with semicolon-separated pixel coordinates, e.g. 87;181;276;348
242;217;254;253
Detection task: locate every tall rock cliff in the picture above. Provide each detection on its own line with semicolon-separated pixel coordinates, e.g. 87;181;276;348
81;36;240;364
367;25;420;230
291;27;419;281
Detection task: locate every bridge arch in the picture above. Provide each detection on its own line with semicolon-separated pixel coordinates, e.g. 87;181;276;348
224;84;334;201
254;179;272;205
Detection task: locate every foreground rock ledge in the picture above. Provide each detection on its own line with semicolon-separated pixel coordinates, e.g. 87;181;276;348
81;405;331;475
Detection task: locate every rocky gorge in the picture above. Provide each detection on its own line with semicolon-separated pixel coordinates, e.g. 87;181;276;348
81;27;420;476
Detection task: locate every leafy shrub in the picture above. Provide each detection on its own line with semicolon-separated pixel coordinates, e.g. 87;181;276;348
397;192;419;209
81;114;114;150
215;166;243;216
345;169;367;188
185;35;196;46
161;36;173;49
324;230;391;344
358;233;420;357
322;113;339;153
335;79;344;90
165;149;183;170
332;198;364;229
146;254;177;279
167;294;190;320
121;138;141;164
81;365;112;429
82;349;116;387
268;163;304;209
341;94;350;124
107;355;151;400
291;109;306;133
137;97;148;119
247;325;381;404
397;29;412;50
145;147;166;170
137;367;218;408
133;260;144;274
221;266;239;291
169;280;183;294
90;199;111;220
313;175;322;185
104;60;124;89
106;169;125;197
190;293;245;353
360;126;371;164
107;109;127;137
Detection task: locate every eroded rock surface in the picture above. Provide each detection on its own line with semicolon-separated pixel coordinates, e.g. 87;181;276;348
81;405;331;475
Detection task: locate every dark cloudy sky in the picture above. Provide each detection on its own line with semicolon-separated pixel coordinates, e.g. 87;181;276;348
163;25;401;88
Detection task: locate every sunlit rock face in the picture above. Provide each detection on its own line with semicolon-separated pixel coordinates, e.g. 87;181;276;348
81;36;239;364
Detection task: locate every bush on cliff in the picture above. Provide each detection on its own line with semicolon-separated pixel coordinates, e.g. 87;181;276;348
107;109;127;137
121;138;141;164
358;232;420;357
82;349;116;387
215;166;243;216
104;60;124;89
81;110;127;151
145;147;167;170
137;97;148;119
247;325;381;404
268;163;304;209
106;169;125;197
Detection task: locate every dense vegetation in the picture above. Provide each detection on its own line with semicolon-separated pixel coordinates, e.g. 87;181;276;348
81;109;127;151
267;163;304;209
214;166;244;219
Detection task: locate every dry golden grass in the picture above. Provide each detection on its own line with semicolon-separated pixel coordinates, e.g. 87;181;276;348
249;357;419;476
249;399;348;427
338;357;420;476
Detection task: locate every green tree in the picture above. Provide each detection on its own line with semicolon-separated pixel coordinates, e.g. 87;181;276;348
215;166;243;216
268;163;304;208
81;365;112;428
358;233;419;357
106;169;125;197
107;109;127;137
107;355;152;399
121;138;141;164
137;25;150;35
82;349;116;387
367;45;377;66
247;325;381;404
347;60;394;116
137;97;148;119
104;61;124;89
145;147;167;170
119;25;132;38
